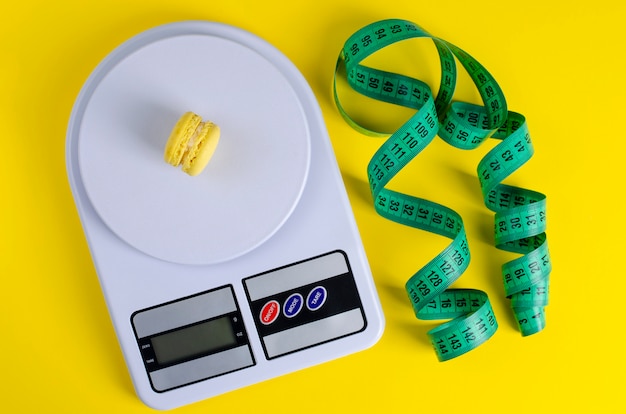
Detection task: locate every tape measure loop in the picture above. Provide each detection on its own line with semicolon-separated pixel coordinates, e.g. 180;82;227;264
513;306;546;336
493;201;547;246
348;64;432;110
438;103;495;150
443;41;508;129
425;290;497;361
405;226;470;315
511;275;550;308
501;240;551;296
340;18;456;123
342;19;432;72
475;113;551;336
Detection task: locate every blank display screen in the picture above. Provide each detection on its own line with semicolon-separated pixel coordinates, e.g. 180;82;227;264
151;316;237;365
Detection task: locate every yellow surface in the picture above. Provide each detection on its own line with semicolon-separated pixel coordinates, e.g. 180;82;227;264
2;1;624;412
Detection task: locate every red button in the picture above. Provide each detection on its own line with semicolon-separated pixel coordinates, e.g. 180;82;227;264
260;300;280;325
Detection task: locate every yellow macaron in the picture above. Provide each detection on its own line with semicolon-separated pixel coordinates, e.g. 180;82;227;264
164;112;221;176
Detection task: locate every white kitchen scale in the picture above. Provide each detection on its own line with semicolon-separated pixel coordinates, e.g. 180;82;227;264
66;21;384;410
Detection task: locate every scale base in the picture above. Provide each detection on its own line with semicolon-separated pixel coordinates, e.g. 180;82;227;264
66;21;384;410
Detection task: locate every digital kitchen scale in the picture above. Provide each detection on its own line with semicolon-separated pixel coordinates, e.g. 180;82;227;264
66;21;384;410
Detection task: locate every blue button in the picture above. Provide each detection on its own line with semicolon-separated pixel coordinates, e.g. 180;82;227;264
283;293;304;318
306;286;327;311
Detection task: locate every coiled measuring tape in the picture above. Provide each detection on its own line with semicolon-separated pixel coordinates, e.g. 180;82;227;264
332;19;551;361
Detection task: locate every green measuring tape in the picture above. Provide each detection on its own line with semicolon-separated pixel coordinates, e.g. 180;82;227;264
333;19;551;361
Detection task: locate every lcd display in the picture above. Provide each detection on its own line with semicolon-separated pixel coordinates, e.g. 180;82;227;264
151;316;237;365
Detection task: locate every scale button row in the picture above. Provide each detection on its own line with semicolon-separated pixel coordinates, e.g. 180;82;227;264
259;286;328;325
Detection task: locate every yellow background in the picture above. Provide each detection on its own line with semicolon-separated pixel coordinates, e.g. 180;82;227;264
2;0;624;412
